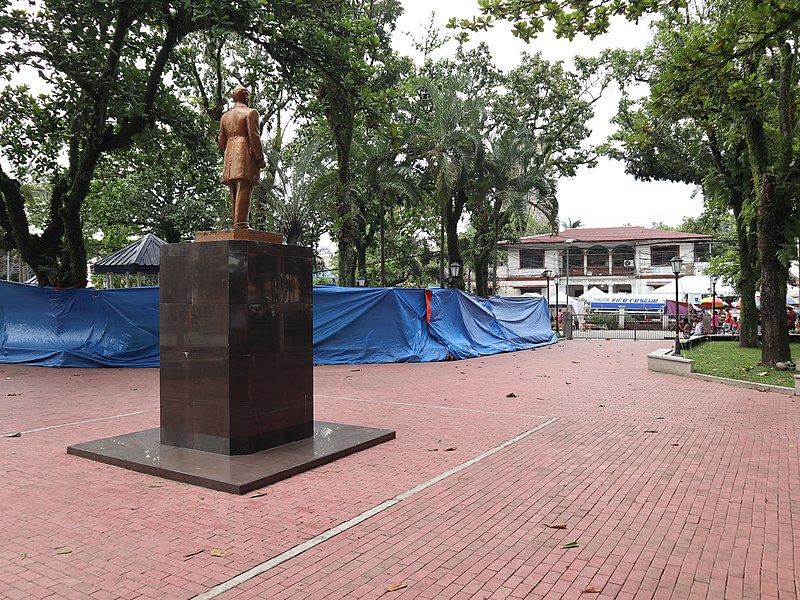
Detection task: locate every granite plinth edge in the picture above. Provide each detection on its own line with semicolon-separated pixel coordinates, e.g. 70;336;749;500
67;421;395;494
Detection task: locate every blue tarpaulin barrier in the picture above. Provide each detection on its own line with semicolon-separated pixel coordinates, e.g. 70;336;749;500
0;281;556;367
0;281;160;367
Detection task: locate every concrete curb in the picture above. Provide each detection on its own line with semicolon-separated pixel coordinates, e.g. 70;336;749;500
647;348;695;376
647;347;797;397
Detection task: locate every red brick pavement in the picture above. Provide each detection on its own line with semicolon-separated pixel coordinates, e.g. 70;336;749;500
1;340;798;599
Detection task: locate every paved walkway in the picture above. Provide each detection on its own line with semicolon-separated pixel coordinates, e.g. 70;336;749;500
1;339;798;599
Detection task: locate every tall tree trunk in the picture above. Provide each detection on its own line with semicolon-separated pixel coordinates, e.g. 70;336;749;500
746;111;790;363
380;191;386;287
473;255;490;297
757;175;790;363
707;132;759;347
491;198;502;297
728;183;759;348
445;189;466;290
323;83;358;287
356;238;367;285
439;197;446;287
736;223;760;348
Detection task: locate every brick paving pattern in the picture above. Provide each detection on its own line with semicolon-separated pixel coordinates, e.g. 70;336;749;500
1;339;798;599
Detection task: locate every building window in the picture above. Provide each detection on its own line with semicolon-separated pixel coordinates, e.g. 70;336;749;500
612;245;635;266
561;247;584;274
519;249;544;269
650;245;679;267
694;242;710;262
587;246;609;270
615;284;632;294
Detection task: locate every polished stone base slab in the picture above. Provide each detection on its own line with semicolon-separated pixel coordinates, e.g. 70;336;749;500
194;229;284;244
67;422;395;495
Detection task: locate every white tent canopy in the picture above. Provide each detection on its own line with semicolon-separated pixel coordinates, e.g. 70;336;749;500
650;275;736;298
579;286;608;300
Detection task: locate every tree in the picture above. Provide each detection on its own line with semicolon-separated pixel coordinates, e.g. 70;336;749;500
0;0;402;287
82;119;226;256
251;138;334;248
648;3;800;363
309;0;405;287
467;127;559;297
0;2;252;286
409;75;483;287
606;44;761;347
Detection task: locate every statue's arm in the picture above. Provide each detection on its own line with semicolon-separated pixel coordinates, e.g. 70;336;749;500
218;120;227;153
247;109;266;168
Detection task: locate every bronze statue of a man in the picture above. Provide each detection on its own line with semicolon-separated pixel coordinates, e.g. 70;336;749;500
219;85;266;230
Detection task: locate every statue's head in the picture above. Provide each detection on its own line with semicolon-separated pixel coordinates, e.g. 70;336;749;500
232;85;249;105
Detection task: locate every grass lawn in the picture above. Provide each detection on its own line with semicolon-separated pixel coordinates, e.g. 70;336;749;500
683;341;800;388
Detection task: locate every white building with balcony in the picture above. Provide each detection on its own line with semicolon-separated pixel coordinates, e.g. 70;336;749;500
497;226;713;298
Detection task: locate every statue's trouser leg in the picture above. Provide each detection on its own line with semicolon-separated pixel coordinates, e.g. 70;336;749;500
233;180;255;229
228;184;237;223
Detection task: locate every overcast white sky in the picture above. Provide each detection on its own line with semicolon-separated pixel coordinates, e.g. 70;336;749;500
394;0;703;229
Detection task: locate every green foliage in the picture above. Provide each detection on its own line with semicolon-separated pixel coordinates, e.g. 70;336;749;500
0;0;405;287
83;121;227;258
684;341;800;387
251;138;334;248
448;0;687;42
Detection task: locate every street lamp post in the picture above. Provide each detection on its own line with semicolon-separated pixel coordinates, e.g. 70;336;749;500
357;275;366;287
447;262;462;289
554;271;561;337
710;275;718;333
670;256;684;355
542;269;553;310
564;239;574;300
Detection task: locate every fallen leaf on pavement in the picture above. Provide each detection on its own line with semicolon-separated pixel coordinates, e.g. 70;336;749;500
210;549;226;557
583;587;603;593
185;549;204;558
1;432;21;437
444;447;456;452
426;448;438;452
506;392;517;398
349;368;360;372
385;581;407;592
644;430;658;433
562;541;579;549
250;492;269;498
565;381;572;385
56;550;72;555
545;523;568;529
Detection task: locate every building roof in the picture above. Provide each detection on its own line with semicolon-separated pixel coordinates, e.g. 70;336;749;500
91;233;165;275
508;226;712;246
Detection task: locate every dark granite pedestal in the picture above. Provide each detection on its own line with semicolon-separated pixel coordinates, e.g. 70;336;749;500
67;422;395;494
68;233;395;493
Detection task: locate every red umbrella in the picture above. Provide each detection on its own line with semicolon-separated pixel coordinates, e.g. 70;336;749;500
695;296;727;309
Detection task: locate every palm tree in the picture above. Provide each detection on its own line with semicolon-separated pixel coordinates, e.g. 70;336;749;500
362;136;422;286
469;127;558;297
410;76;482;286
252;140;335;247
